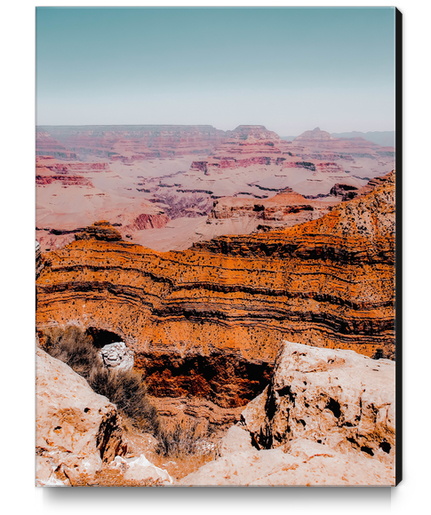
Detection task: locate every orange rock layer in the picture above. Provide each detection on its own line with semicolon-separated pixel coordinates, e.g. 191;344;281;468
36;172;396;408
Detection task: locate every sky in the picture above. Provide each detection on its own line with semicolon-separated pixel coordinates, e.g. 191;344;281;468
36;7;396;135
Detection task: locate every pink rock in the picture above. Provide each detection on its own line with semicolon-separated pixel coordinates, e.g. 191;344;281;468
35;347;126;486
180;341;395;486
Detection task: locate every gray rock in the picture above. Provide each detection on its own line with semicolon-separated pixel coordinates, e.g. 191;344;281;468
98;342;134;372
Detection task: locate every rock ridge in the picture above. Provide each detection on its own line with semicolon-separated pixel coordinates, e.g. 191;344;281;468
36;171;395;408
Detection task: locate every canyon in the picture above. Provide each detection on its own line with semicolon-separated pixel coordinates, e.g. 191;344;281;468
35;123;397;486
36;170;395;429
36;125;394;252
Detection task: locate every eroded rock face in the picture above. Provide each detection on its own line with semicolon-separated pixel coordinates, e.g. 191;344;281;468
98;342;134;372
180;341;395;486
36;172;395;408
208;188;339;233
75;220;123;242
35;347;127;485
179;429;395;486
36;241;44;279
241;341;395;460
36;175;94;187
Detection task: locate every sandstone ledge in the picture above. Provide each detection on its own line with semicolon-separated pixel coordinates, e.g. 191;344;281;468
181;341;395;486
35;347;172;486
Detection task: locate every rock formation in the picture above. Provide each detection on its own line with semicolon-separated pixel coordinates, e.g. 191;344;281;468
75;220;123;242
330;183;360;201
241;341;395;456
141;124;394;222
179;426;394;486
36;153;170;252
36;125;395;252
36;347;127;484
37;125;227;161
36;346;173;486
36;241;43;278
98;342;135;372
207;188;338;232
36;338;395;486
180;341;395;486
294;127;335;142
36;175;94;187
331;130;395;148
36;133;77;159
36;171;395;417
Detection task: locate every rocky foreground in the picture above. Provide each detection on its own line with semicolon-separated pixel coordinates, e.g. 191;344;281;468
36;341;395;487
36;347;173;486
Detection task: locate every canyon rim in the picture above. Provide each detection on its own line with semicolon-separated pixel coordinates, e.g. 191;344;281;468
35;7;400;487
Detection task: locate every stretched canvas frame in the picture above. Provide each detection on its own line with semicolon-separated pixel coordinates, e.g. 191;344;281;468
35;7;402;487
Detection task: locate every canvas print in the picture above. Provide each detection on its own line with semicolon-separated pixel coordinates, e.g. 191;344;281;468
35;7;399;486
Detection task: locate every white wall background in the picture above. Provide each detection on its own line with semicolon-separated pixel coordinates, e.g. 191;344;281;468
1;1;428;514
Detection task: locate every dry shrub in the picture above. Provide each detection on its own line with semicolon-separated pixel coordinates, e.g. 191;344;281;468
41;326;218;470
43;326;98;379
155;418;215;458
41;326;159;435
151;418;219;480
89;367;159;434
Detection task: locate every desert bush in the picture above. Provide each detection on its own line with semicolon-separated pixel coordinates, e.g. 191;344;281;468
155;419;215;459
89;367;160;434
41;326;216;459
43;325;98;380
41;326;159;434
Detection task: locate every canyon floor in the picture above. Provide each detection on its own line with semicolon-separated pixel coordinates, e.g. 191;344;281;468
35;124;396;486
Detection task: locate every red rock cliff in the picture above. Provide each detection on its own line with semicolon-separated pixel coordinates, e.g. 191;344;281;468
36;171;396;408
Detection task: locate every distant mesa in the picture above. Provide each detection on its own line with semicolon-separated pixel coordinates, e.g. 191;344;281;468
331;130;395;148
230;125;279;140
36;123;395;252
294;127;334;141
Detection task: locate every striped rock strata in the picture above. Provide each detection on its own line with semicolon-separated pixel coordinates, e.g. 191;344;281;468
36;171;395;409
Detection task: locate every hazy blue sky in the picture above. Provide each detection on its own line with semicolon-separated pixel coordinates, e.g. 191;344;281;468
36;7;396;135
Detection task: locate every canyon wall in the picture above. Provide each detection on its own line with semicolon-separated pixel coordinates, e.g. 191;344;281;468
36;125;395;252
37;125;227;161
208;188;338;231
36;171;396;409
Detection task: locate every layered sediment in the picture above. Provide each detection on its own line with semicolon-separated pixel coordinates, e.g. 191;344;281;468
208;188;338;232
37;125;227;161
36;171;395;409
36;175;94;187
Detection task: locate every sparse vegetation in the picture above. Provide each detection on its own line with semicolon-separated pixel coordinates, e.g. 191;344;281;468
155;418;215;458
41;326;215;465
89;367;159;434
43;326;99;379
42;326;159;434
